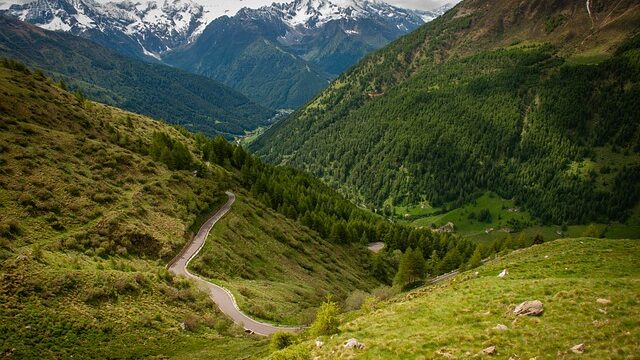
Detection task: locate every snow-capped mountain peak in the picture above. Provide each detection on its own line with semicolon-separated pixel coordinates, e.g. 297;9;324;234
1;0;452;61
248;0;427;29
2;0;211;57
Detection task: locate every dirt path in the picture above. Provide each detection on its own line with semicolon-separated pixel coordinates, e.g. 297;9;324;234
168;191;300;336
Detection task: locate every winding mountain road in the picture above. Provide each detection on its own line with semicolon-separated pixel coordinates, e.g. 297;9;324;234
168;191;300;336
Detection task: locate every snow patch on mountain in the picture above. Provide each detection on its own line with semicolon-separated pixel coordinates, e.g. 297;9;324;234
1;0;452;59
2;0;211;55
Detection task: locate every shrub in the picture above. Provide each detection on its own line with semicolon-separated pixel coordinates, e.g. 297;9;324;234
270;331;296;352
344;290;368;311
309;299;340;337
371;286;399;301
0;220;23;239
182;315;199;332
582;224;601;238
268;345;310;360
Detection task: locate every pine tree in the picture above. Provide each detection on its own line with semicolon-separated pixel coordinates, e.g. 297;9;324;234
466;246;482;269
438;247;463;274
425;250;440;276
394;247;426;289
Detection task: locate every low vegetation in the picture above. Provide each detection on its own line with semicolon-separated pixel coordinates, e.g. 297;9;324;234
0;60;269;358
0;59;497;357
273;238;640;359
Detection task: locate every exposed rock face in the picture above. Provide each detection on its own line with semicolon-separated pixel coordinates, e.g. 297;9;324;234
513;300;544;316
344;338;365;349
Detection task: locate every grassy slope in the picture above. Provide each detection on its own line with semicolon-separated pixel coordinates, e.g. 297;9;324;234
191;192;379;325
0;65;380;357
295;238;640;359
406;191;640;243
0;65;267;358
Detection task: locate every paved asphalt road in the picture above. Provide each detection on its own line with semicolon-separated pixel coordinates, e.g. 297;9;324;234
168;191;300;336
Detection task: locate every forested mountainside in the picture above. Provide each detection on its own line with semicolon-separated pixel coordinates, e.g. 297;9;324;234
163;0;446;109
252;0;640;225
0;16;273;136
0;60;494;357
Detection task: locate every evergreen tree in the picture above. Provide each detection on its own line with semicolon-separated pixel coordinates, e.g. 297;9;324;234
394;247;426;289
466;246;482;269
438;247;463;274
425;249;440;276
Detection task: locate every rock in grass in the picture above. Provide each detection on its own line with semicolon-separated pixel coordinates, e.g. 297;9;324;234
344;338;365;349
498;269;508;278
482;346;497;355
315;340;324;348
514;300;544;316
571;343;585;354
596;298;611;305
495;324;508;331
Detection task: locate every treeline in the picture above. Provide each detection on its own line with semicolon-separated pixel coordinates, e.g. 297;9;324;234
144;129;544;287
194;135;509;285
149;132;193;170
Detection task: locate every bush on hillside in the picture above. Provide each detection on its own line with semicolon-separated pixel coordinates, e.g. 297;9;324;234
268;345;310;360
270;331;296;352
582;224;602;238
309;299;340;337
344;290;369;311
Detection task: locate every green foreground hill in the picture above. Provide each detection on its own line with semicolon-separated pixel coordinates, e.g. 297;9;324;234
276;238;640;359
1;57;493;358
0;61;391;358
252;0;640;228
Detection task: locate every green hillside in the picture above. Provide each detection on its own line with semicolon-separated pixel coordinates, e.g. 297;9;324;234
0;16;274;136
0;60;264;359
0;59;493;358
0;61;379;358
252;0;640;228
273;238;640;359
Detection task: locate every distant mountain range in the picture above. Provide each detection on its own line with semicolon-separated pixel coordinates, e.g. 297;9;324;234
2;0;452;109
164;0;451;108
